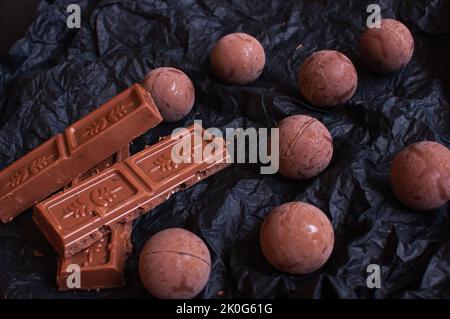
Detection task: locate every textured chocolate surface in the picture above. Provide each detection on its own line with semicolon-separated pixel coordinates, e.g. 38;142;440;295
260;201;334;274
34;125;230;257
298;50;358;108
211;32;265;85
278;115;333;180
390;141;450;211
0;84;162;223
142;67;195;122
58;146;132;291
139;228;211;299
57;223;132;291
359;19;414;74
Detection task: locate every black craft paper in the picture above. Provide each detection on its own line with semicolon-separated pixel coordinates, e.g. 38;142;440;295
0;0;449;299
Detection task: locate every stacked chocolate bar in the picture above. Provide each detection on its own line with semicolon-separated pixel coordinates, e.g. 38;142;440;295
0;84;230;291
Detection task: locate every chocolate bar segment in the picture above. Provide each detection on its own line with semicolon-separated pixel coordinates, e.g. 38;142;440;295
34;125;230;257
58;146;132;291
68;146;130;187
0;84;162;223
57;223;132;291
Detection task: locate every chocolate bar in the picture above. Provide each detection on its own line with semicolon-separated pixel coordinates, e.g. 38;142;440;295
34;125;230;257
58;146;132;291
57;223;132;291
0;84;162;223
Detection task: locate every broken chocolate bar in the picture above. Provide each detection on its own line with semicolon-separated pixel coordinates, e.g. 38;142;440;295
0;84;162;223
58;146;132;291
34;124;230;257
57;223;132;291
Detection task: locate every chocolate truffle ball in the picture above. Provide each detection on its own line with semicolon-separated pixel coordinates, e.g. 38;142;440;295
142;67;195;122
260;202;334;274
139;228;211;299
359;19;414;73
390;141;450;211
298;50;358;108
210;32;265;85
278;115;333;180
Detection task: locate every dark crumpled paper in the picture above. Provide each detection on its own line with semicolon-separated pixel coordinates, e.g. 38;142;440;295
0;0;449;299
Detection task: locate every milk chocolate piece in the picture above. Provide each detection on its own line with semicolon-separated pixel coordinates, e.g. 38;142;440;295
298;50;357;108
67;146;130;187
0;84;162;223
34;125;230;257
390;141;450;211
211;32;266;85
57;223;132;291
139;228;211;299
260;201;334;274
278;115;333;180
142;67;195;122
359;19;414;74
58;146;132;291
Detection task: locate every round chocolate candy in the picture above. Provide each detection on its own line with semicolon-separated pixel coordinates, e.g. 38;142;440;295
359;19;414;73
210;32;265;85
390;141;450;211
298;50;358;108
277;115;333;180
142;67;195;122
260;201;334;274
139;228;211;299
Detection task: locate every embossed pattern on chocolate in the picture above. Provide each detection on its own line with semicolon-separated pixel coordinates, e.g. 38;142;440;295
34;125;231;257
58;146;132;291
0;84;162;223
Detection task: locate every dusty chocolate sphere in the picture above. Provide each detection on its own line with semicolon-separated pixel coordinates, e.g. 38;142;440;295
139;228;211;299
210;32;265;85
260;202;334;274
278;115;333;180
298;50;358;108
142;67;195;122
390;141;450;211
359;19;414;73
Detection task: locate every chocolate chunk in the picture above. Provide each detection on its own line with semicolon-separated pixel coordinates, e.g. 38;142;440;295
57;223;132;291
